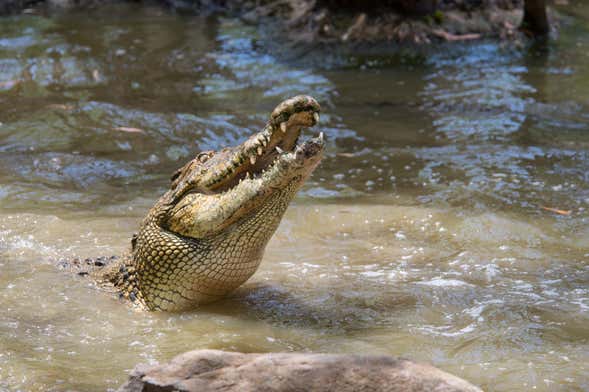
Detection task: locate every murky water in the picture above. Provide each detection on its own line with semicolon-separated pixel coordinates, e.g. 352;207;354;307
0;3;588;391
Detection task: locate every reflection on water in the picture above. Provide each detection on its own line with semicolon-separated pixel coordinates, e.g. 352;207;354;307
0;3;588;391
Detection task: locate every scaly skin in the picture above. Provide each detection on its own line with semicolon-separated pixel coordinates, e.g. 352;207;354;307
86;96;324;311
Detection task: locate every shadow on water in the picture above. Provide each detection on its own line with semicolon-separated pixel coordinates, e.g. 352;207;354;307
205;281;417;334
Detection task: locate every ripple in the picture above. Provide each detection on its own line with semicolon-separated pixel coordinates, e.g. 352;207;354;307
416;278;474;287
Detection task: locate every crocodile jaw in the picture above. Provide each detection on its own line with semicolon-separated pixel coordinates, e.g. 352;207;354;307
198;95;321;192
164;95;324;239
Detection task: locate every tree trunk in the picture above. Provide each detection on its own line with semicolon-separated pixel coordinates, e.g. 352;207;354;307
398;1;437;15
521;0;549;35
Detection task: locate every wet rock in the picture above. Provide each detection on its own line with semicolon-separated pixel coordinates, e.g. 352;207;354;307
117;349;482;392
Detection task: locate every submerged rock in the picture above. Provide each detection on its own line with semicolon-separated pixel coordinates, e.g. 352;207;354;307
117;349;482;392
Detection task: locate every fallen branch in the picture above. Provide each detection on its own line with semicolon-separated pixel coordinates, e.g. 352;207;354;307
540;206;571;216
432;29;481;41
341;13;366;42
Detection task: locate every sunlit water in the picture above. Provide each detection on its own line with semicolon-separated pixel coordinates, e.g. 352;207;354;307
0;3;588;391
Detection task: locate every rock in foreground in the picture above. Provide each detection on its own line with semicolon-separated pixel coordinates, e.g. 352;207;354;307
118;349;482;392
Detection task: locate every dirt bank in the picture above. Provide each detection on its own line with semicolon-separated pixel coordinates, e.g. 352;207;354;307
225;0;561;47
2;0;557;46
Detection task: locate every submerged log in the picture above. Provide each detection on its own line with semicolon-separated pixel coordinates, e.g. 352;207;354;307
521;0;550;35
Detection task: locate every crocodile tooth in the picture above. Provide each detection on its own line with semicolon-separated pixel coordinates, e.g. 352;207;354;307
250;155;256;165
276;146;284;154
280;122;287;133
313;112;320;123
257;146;263;156
245;172;251;179
261;138;268;147
319;132;324;141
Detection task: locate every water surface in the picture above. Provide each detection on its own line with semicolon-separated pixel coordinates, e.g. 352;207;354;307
0;4;588;391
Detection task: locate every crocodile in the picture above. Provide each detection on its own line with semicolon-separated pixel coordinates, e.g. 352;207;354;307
68;95;324;312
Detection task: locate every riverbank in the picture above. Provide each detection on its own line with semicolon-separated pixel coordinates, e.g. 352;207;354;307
1;0;558;47
228;0;531;45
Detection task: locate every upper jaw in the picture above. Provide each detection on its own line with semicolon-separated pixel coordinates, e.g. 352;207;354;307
201;95;322;192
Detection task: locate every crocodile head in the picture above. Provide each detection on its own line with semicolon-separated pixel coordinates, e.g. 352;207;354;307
161;95;324;238
125;95;324;310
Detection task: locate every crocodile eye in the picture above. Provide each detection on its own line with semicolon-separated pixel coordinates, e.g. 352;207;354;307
197;151;214;163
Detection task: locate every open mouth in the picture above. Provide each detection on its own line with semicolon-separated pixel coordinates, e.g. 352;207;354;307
202;95;325;193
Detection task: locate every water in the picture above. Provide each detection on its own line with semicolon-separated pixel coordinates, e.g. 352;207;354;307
0;3;588;391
